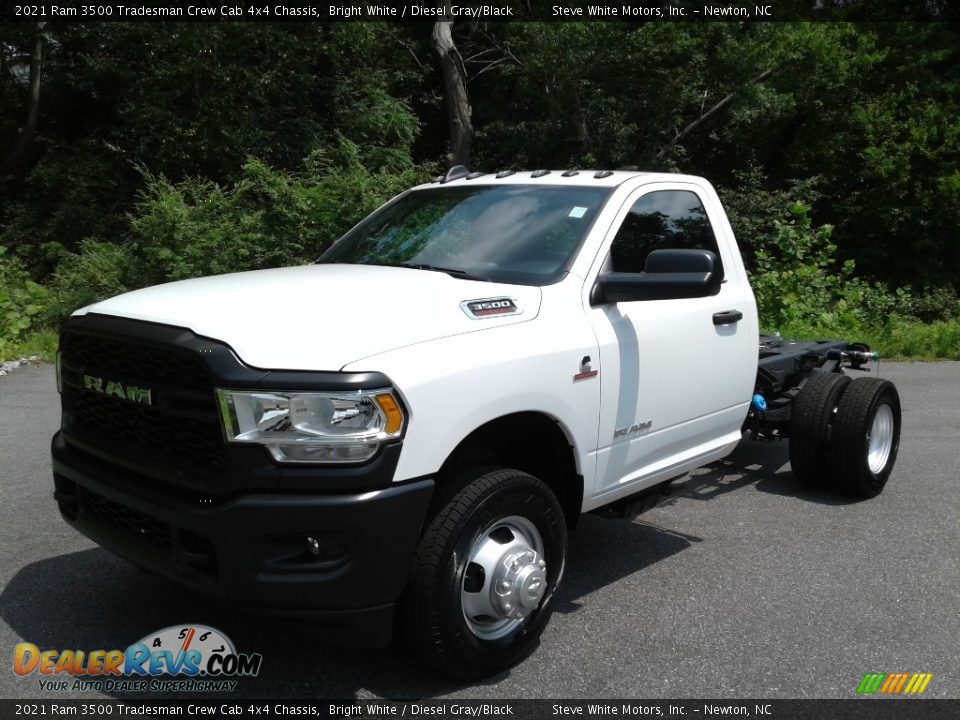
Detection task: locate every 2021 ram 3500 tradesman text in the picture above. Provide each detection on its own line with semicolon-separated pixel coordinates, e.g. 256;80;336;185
51;168;901;678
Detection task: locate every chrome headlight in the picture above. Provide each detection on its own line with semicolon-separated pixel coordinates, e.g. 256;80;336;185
216;388;405;464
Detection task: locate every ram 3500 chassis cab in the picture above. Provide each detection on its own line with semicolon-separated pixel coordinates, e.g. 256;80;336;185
51;168;901;678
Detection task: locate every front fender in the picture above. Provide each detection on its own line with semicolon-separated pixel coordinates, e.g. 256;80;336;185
342;312;600;489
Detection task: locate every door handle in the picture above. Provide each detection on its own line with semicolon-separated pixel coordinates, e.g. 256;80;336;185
712;309;743;325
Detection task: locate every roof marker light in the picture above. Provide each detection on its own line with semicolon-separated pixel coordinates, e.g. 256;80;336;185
442;165;470;183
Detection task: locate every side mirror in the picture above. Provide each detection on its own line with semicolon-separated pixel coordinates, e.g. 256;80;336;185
591;249;722;304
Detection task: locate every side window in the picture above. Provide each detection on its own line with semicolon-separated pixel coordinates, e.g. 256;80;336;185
608;190;724;278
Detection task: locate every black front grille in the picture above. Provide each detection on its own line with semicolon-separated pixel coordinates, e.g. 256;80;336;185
70;390;227;474
60;329;227;478
82;487;172;555
61;330;210;390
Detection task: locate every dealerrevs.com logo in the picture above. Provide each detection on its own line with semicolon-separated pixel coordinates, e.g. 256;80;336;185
13;624;262;693
857;672;934;695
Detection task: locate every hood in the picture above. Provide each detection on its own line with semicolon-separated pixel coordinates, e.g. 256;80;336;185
79;264;542;371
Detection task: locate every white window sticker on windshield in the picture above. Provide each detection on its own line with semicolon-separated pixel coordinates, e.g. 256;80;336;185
569;206;588;218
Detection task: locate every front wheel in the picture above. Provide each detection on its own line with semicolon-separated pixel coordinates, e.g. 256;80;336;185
399;467;567;679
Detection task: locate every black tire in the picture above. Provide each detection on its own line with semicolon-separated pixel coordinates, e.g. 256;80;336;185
830;377;902;498
399;467;567;680
789;371;851;487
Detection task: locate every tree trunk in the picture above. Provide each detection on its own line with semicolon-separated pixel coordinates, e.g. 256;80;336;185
575;107;594;159
432;14;473;169
5;22;47;175
653;67;777;165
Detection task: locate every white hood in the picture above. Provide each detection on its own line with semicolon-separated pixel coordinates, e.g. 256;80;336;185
78;264;542;371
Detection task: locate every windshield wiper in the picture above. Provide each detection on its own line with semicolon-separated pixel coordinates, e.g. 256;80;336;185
394;263;490;282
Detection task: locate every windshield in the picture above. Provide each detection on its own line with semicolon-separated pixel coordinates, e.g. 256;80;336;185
319;184;612;285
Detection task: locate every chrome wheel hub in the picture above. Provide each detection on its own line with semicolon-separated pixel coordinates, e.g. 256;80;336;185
493;549;547;618
867;403;895;474
461;515;547;640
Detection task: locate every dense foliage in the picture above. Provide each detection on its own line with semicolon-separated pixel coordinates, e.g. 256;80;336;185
0;246;48;358
1;20;959;359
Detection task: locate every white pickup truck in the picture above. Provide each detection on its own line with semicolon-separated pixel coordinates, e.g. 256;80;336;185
51;168;901;679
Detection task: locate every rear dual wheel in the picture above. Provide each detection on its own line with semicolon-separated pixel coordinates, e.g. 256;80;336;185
831;378;901;498
790;374;901;498
789;372;851;487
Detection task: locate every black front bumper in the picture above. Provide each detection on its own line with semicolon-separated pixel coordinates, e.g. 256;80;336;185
52;432;433;647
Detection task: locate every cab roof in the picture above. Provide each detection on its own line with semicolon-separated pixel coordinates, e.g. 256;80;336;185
412;167;708;190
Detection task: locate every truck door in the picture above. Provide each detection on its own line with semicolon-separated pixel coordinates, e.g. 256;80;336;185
586;183;757;503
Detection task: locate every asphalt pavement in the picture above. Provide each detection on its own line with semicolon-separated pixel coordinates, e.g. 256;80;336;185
1;362;958;699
